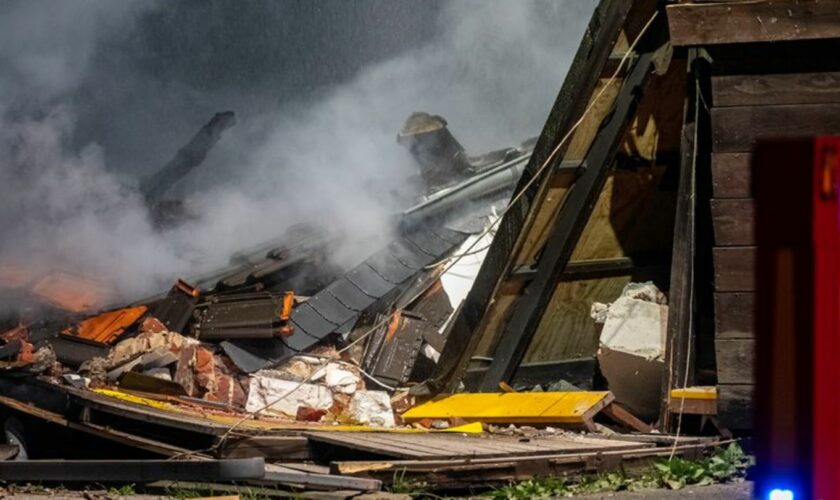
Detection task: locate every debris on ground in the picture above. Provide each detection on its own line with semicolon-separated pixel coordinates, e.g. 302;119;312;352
0;106;728;496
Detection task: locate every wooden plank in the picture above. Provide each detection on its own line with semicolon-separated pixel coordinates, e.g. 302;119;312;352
711;153;752;198
333;442;718;488
715;339;756;385
262;463;383;492
713;72;840;108
402;392;614;425
667;398;717;415
602;403;653;433
427;0;634;395
667;1;840;46
711;199;755;246
660;49;702;431
714;292;755;339
671;386;716;400
712;103;840;153
668;386;717;415
478;46;658;391
713;246;756;292
717;384;754;430
307;431;648;461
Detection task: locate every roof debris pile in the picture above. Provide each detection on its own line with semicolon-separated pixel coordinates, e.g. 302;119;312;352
0;106;726;496
0;112;541;434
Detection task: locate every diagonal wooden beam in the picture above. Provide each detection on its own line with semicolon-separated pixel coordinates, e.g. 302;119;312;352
478;40;660;392
416;0;634;396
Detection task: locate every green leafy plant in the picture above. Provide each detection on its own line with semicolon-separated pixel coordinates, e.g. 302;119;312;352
654;443;752;490
654;458;714;490
488;477;568;499
389;468;433;497
487;443;752;497
107;484;136;497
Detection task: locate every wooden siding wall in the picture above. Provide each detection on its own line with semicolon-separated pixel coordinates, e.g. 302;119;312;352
710;70;840;429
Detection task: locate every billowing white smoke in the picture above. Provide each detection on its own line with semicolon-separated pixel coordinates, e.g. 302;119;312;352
0;0;596;301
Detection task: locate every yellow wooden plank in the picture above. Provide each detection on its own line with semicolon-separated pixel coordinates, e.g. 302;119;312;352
402;391;612;424
91;389;484;434
94;388;175;411
670;386;717;401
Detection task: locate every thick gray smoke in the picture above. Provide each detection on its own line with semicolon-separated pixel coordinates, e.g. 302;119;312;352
0;0;596;300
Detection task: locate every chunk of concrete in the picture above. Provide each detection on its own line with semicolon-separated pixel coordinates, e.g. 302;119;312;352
245;375;334;418
349;390;395;427
594;282;667;421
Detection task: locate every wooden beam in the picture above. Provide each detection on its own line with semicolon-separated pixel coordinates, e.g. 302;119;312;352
711;199;755;246
667;398;716;416
667;1;840;47
660;49;703;430
419;0;634;395
478;44;659;392
712;103;840;153
713;72;840;108
602;402;654;433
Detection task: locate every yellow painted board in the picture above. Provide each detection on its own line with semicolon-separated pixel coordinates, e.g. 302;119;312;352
670;386;717;401
94;388;175;411
91;388;483;434
403;391;613;424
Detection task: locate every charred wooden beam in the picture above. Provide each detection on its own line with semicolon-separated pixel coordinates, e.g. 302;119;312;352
0;458;265;482
141;111;236;203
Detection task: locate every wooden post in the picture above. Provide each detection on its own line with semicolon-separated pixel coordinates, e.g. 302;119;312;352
659;49;704;430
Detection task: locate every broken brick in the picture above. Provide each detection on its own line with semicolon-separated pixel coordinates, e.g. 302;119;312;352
296;406;327;422
140;317;167;334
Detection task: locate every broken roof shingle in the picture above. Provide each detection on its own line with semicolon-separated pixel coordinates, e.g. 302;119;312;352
305;292;357;326
345;264;393;298
222;226;467;373
325;279;376;312
404;227;455;256
366;248;417;285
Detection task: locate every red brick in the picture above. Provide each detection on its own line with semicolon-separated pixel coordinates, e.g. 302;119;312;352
296;406;327;422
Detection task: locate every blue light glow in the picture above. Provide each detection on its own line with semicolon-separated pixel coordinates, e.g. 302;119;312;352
769;488;794;500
